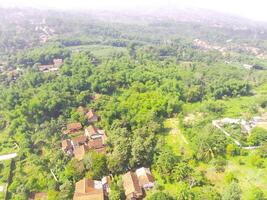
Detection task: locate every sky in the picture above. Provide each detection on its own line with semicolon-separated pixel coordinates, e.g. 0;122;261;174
1;0;267;21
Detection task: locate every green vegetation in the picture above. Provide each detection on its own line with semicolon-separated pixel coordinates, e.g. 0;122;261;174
0;7;267;200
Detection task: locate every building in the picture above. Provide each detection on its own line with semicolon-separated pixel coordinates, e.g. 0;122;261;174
53;59;63;67
102;176;112;198
64;122;82;134
122;168;155;200
73;144;89;161
72;135;88;147
88;137;106;153
122;172;143;200
85;125;104;139
135;167;155;190
61;139;73;155
29;192;47;200
73;178;104;200
77;106;89;115
38;64;56;73
86;109;99;123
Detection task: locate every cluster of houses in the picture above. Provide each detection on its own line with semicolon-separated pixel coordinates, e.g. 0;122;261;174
72;167;155;200
61;107;107;161
38;58;63;73
30;106;156;200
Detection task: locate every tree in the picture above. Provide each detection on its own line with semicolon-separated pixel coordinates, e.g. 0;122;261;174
247;187;265;200
248;127;267;146
84;152;108;179
154;148;179;182
191;186;221;200
146;191;174;200
109;176;125;200
172;162;192;183
222;181;242;200
194;125;227;161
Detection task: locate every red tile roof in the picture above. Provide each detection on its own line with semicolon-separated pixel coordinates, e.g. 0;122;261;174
73;179;104;200
66;122;82;134
122;172;143;200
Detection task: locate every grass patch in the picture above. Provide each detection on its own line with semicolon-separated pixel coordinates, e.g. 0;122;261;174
161;118;193;158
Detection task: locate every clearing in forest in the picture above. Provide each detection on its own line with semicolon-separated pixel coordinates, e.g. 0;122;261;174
162;118;192;157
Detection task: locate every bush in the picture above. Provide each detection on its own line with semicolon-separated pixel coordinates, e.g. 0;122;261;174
248;127;267;146
146;191;174;200
247;187;265;200
225;172;238;184
213;157;227;173
222;181;242;200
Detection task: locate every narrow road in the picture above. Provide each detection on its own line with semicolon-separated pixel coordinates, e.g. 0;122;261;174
0;153;17;161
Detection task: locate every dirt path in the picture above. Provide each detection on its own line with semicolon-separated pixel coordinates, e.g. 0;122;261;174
164;118;192;156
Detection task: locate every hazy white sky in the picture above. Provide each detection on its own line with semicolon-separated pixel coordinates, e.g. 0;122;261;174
1;0;267;21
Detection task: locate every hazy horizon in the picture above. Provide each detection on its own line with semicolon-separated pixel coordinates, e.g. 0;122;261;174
1;0;267;22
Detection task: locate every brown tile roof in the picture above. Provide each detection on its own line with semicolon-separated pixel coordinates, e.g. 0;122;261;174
88;138;105;151
122;172;143;199
29;192;47;200
77;106;89;115
73;145;89;161
73;179;104;200
85;110;99;121
61;139;72;151
66;122;82;133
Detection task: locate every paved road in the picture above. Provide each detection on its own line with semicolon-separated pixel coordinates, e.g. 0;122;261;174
212;120;261;150
0;153;17;161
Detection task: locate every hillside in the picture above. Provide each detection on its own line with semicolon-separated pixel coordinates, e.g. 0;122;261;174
0;7;267;200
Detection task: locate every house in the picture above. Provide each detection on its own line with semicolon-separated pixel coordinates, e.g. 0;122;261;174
122;168;155;200
73;178;104;200
88;137;106;153
29;192;47;200
61;139;73;155
86;109;99;122
73;144;89;161
135;167;155;190
64;122;82;134
53;59;63;67
77;106;89;115
85;125;104;139
102;176;112;198
38;64;55;72
122;172;143;200
72;135;88;147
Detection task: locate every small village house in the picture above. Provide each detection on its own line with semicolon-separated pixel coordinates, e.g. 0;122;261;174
122;168;155;200
135;167;155;190
73;178;104;200
73;144;89;161
87;137;106;153
29;192;47;200
71;135;88;148
85;125;105;139
61;139;73;155
53;58;63;67
122;172;143;200
64;122;82;134
102;176;112;198
86;109;99;123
